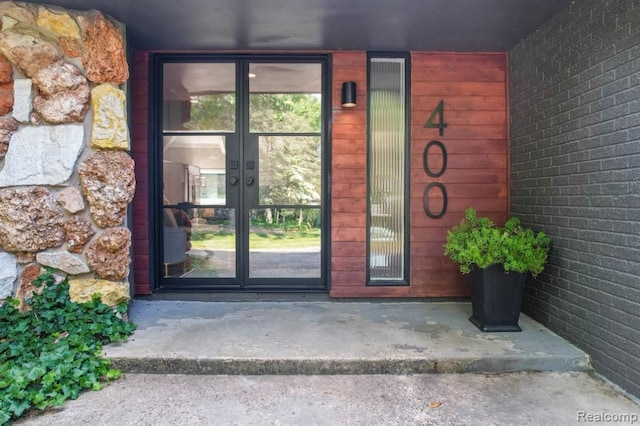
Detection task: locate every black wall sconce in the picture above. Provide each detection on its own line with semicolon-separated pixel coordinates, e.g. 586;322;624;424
341;81;357;107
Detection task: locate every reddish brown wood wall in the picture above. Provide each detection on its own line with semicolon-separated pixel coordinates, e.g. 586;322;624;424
330;52;508;297
409;52;508;296
330;52;368;293
131;51;508;297
130;51;152;295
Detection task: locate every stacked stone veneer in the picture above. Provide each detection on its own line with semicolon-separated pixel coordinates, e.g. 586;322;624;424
510;0;640;397
0;2;134;308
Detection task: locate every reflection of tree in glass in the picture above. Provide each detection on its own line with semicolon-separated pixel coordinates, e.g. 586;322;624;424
250;94;321;133
186;93;322;215
184;93;321;133
185;93;236;131
260;136;321;206
251;94;321;208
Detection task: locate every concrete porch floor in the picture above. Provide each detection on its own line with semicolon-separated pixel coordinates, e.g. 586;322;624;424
104;300;590;375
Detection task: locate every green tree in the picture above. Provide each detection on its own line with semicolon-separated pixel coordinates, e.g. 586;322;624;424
185;93;322;222
185;93;235;131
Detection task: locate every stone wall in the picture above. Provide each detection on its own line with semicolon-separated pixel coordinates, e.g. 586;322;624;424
0;2;134;308
510;0;640;397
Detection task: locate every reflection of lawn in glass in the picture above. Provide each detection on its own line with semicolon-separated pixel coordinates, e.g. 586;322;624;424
190;229;321;250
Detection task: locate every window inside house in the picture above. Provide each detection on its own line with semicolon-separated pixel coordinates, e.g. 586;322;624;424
367;54;409;284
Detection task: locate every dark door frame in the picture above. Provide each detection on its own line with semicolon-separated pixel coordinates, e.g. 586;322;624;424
148;53;332;293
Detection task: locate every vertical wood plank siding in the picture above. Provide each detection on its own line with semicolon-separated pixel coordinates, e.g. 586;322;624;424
330;52;508;297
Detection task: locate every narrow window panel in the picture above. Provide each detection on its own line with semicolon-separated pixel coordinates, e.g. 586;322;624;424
368;57;407;283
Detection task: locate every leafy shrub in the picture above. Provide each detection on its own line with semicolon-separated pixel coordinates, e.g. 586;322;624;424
0;269;136;424
444;207;551;276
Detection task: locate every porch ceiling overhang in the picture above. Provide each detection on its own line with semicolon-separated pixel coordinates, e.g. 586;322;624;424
25;0;573;51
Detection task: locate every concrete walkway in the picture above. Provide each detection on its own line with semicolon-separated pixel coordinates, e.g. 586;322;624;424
15;301;640;425
105;300;590;375
16;373;640;425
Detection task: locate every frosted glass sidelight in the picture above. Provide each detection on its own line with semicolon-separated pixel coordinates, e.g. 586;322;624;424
368;57;407;282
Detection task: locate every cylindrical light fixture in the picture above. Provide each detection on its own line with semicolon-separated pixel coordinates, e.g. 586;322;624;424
341;81;357;107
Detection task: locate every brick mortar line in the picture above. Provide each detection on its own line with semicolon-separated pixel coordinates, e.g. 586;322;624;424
529;280;640;319
522;302;637;352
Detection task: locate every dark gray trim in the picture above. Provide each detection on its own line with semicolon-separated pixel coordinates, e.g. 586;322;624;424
325;53;333;293
148;53;161;291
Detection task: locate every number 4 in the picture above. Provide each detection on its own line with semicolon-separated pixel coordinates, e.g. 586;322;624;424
424;100;448;136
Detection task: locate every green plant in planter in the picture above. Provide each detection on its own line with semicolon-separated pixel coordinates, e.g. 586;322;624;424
444;207;551;276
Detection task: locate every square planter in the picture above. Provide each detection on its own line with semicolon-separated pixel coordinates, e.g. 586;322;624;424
469;265;528;332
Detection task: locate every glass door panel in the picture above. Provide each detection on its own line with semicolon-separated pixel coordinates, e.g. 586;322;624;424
162;206;236;278
162;135;228;204
248;208;321;278
158;56;325;290
246;61;323;285
258;136;321;205
161;60;238;281
248;63;322;133
163;62;236;132
162;135;237;279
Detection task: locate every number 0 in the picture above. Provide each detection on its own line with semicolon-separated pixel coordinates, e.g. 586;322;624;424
423;183;448;219
423;140;447;178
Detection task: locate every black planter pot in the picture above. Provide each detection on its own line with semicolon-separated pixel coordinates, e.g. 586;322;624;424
468;265;528;332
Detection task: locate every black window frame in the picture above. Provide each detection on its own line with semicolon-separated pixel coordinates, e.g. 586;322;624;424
148;53;332;293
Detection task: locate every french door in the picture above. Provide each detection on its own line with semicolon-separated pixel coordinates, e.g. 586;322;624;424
156;55;328;291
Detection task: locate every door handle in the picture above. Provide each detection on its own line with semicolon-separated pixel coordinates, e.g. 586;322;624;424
246;176;255;185
229;176;239;185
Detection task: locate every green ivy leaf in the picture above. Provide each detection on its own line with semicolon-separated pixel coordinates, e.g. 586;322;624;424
0;269;136;422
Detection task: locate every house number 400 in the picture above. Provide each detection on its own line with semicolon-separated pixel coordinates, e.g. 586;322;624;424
423;100;448;219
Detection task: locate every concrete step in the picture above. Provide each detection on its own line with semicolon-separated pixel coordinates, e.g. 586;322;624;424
104;300;590;375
